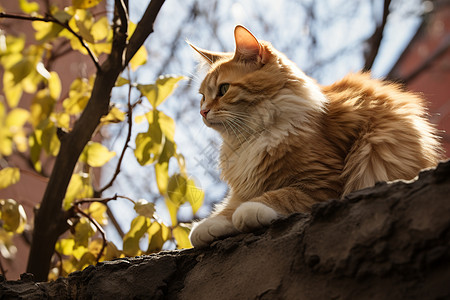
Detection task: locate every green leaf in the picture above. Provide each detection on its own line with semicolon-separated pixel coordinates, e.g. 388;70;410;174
74;218;96;248
0;168;20;189
134;199;155;218
0;198;27;233
123;216;151;256
48;71;62;100
19;0;40;14
173;224;192;249
137;75;186;108
80;142;116;167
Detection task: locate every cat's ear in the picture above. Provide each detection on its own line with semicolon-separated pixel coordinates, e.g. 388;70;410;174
233;25;267;63
187;41;225;64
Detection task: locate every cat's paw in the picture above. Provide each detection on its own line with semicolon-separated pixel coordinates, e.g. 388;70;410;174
189;215;238;248
232;202;279;232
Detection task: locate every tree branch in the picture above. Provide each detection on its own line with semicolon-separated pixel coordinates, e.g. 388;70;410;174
125;0;165;65
0;12;100;70
363;0;391;71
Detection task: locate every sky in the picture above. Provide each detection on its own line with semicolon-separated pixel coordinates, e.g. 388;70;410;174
102;0;426;246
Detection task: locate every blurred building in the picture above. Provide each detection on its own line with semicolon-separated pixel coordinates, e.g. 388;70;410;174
388;0;450;157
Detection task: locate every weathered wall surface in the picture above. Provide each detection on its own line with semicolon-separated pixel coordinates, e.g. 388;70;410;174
1;161;449;299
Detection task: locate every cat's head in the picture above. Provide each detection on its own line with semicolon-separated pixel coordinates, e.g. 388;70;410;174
190;26;326;144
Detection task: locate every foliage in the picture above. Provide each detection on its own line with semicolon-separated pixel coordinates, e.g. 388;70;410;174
0;0;203;280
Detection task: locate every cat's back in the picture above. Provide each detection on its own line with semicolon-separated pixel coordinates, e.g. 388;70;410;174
320;72;442;194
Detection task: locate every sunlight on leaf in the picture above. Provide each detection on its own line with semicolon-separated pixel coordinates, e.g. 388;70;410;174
173;224;192;249
137;75;186;108
100;106;125;124
80;142;116;167
147;221;170;253
0;168;20;190
88;202;107;225
63;173;93;210
129;46;147;71
48;71;62;100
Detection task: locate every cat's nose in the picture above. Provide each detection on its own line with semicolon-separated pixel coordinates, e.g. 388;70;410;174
200;109;210;118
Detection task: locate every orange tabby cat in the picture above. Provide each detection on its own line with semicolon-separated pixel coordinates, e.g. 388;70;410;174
189;25;442;248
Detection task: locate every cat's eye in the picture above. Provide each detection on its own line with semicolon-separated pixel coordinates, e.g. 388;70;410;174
218;83;230;97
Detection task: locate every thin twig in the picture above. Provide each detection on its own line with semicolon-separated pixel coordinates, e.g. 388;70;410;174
0;12;100;70
74;206;107;263
98;68;134;193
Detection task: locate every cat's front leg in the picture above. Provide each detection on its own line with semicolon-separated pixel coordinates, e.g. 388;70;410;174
189;215;239;248
232;202;279;232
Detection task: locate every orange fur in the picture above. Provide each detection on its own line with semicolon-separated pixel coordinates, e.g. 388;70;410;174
188;26;443;247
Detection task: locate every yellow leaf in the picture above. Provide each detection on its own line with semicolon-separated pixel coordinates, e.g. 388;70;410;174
134;114;146;124
0;168;20;189
87;238;104;257
100;106;125;124
134;199;155;218
5;108;29;128
55;238;75;256
91;17;109;41
115;77;129;87
0;228;17;259
48;71;61;100
129;46;147;71
165;197;178;226
91;42;111;56
123;216;151;256
154;139;175;194
74;218;96;248
158;111;175;142
30;89;54;127
185;179;204;215
70;10;95;43
173;224;192;249
72;0;103;9
80;142;116;167
63;173;93;209
0;198;27;234
146;221;170;253
52;112;70;129
88;202;107;225
137;75;186;108
134;120;163;165
40;120;60;156
63;78;92;115
19;0;40;14
3;70;23;108
167;173;188;206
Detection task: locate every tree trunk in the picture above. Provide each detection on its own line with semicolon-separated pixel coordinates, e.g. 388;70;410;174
4;161;450;299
